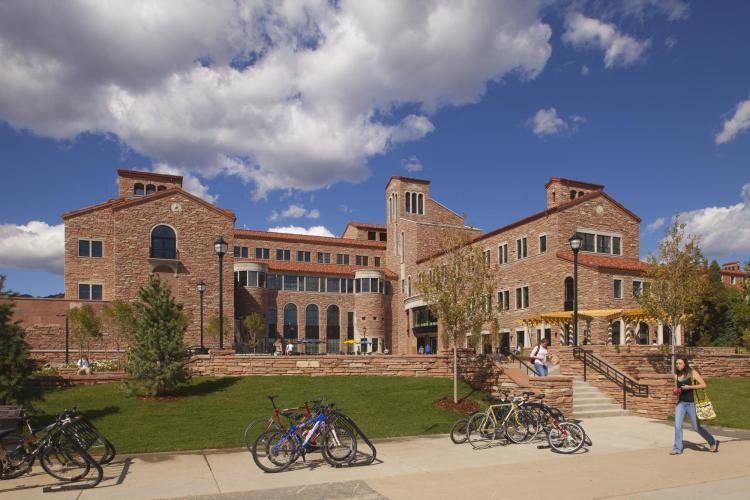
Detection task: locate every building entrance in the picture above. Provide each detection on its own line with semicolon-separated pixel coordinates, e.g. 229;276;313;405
417;335;438;354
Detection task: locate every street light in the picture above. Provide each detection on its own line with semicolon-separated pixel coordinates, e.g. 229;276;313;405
196;279;206;353
56;313;69;364
568;232;583;346
214;236;228;349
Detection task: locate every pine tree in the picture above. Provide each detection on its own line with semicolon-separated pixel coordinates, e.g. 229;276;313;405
127;277;190;396
0;276;35;405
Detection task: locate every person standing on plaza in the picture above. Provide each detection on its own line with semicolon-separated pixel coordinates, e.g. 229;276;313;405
671;355;719;455
424;342;432;355
530;339;548;376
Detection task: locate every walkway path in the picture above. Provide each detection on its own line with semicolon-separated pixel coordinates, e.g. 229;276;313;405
1;417;748;499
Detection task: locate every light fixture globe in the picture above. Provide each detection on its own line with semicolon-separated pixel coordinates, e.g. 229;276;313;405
568;232;583;253
214;236;228;256
196;279;206;293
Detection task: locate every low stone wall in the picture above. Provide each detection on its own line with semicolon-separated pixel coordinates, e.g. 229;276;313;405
32;372;128;388
189;351;453;377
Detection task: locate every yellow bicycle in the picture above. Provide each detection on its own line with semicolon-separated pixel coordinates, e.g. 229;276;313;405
466;394;530;448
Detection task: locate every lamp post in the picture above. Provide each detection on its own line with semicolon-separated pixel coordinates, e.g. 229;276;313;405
56;313;69;364
214;236;228;349
568;233;583;346
197;279;206;353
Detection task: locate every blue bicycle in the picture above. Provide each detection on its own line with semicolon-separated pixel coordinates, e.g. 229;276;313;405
252;402;357;473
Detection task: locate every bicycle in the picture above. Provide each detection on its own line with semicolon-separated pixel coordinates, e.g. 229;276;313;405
466;393;535;448
243;395;312;453
523;393;588;454
252;401;357;473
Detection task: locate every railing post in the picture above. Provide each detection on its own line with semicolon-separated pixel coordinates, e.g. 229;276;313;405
583;351;587;381
623;382;627;410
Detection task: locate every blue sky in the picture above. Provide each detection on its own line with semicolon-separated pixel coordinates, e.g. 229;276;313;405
0;0;749;296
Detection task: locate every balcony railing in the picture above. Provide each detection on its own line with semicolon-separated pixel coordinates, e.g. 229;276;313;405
149;247;179;260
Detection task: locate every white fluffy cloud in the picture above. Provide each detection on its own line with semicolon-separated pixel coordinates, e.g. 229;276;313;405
0;221;65;274
267;225;335;238
644;217;666;234
401;155;423;173
0;0;553;199
562;13;650;68
528;108;584;138
679;184;750;256
715;97;750;145
268;204;320;222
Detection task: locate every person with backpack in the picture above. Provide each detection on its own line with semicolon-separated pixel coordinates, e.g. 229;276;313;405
530;338;548;376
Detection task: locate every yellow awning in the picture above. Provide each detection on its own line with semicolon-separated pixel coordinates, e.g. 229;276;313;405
518;308;656;326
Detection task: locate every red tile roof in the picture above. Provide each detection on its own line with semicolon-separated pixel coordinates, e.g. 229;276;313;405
720;269;749;277
416;189;641;264
117;169;183;184
234;229;386;249
556;250;650;273
254;260;397;279
62;199;119;220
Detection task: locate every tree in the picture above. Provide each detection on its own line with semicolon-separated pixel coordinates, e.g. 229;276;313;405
687;261;733;346
416;232;497;403
67;304;102;359
0;276;36;405
100;300;134;367
127;277;190;396
242;313;264;353
206;315;233;347
636;217;708;373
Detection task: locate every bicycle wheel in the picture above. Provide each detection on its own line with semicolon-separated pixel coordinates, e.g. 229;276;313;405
252;430;296;473
243;418;279;453
40;439;91;481
321;419;357;466
548;421;585;454
504;410;530;444
449;418;469;444
0;433;34;480
516;408;541;443
467;412;499;449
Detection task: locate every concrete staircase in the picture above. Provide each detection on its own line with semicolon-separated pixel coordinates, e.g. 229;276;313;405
572;376;629;419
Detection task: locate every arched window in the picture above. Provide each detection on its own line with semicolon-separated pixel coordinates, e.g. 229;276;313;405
663;324;672;345
157;185;167;191
411;192;417;213
417;193;424;214
405;191;411;213
305;304;320;354
326;305;340;354
134;183;145;195
394;193;398;218
612;321;621;345
150;225;176;259
146;184;156;194
564;277;574;311
283;304;297;339
570;190;576;200
388;195;393;222
638;322;649;345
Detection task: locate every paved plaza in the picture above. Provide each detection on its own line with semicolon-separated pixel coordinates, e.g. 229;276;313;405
1;416;748;499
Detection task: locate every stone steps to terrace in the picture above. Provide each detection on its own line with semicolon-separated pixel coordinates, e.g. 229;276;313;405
571;376;629;419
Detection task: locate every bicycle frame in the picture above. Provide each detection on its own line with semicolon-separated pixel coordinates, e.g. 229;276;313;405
477;399;521;434
272;412;329;454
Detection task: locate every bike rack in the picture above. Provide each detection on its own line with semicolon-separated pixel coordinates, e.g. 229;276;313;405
330;412;377;468
42;419;104;492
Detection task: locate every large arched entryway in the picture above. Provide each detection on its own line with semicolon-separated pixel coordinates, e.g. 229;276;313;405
326;305;340;354
283;303;298;352
305;304;320;354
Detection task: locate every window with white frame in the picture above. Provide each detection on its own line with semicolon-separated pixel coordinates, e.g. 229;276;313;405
577;230;622;256
498;243;508;265
515;286;529;309
539;234;547;254
483;249;491;267
276;249;291;261
297;250;311;262
404;191;424;214
498;289;510;311
633;280;643;297
255;247;270;259
336;253;349;265
516;237;528;260
317;252;331;264
613;278;623;299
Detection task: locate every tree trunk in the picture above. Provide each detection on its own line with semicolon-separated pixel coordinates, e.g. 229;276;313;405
453;344;458;404
671;321;678;375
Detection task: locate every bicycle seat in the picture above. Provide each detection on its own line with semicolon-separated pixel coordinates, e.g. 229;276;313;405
267;395;278;401
534;393;546;400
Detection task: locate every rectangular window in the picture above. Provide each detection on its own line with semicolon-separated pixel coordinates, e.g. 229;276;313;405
255;247;270;259
317;252;331;264
581;232;595;252
498;243;508;265
327;278;340;293
371;278;379;293
305;276;319;292
248;271;258;287
267;274;281;290
374;256;381;267
516;237;528;260
237;271;248;287
336;253;349;265
539;234;547;254
367;231;376;240
597;235;612;254
356;255;369;266
483;250;491;266
613;236;621;255
268;308;277;338
524;286;530;309
516;288;522;310
283;275;298;291
361;278;370;293
515;286;529;309
379;232;387;241
347;279;354;293
276;249;291;261
517;330;525;349
78;283;103;301
633;280;642;297
233;246;240;257
297;250;311;262
78;239;103;258
241;247;248;258
614;278;623;299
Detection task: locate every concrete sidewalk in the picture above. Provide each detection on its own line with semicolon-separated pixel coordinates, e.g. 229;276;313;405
1;416;748;499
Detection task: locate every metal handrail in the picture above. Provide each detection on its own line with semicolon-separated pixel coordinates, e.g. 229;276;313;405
500;347;537;376
572;347;649;410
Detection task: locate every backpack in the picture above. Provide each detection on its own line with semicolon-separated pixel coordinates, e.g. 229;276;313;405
529;346;540;364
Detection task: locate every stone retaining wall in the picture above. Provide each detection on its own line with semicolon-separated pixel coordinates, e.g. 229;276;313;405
32;372;128;388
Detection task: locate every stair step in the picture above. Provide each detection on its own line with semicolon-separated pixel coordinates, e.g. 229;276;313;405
573;403;621;411
572;409;629;419
573;396;614;404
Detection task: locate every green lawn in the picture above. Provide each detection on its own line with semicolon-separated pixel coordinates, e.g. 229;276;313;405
704;378;750;429
33;376;482;454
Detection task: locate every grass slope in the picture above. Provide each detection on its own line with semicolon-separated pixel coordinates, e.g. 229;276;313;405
704;377;750;430
34;376;482;454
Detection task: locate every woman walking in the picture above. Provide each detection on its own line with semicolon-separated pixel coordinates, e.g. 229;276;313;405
671;355;719;455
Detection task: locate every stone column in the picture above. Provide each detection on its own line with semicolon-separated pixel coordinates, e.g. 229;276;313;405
607;321;613;345
584;320;591;345
625;319;633;345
